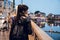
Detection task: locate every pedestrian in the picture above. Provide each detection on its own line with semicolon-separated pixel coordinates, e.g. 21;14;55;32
9;4;32;40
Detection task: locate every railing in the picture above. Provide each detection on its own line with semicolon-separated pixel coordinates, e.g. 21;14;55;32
31;20;53;40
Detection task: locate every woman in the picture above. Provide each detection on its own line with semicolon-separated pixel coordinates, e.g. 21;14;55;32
9;4;32;40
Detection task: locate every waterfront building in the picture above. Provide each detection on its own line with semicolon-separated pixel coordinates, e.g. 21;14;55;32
54;15;60;25
0;0;15;28
47;13;60;26
34;11;46;27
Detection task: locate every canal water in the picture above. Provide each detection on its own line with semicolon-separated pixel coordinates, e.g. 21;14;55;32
41;23;60;40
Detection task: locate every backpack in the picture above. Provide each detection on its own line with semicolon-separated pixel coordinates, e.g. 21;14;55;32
10;17;32;38
12;19;24;38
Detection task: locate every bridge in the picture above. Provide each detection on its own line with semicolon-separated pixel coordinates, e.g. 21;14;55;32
0;0;53;40
0;20;53;40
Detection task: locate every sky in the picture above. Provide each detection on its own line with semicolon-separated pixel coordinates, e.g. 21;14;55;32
10;0;60;15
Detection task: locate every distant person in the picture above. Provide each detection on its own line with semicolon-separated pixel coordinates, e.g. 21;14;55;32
9;4;32;40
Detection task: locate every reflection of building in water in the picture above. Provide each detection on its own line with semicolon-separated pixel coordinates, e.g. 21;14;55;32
47;13;60;26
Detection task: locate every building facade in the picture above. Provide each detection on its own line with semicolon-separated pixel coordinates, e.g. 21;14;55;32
0;0;4;15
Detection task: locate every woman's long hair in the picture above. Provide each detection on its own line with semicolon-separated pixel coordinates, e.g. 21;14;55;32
16;4;28;21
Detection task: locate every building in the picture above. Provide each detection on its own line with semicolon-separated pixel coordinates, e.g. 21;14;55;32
54;15;60;20
0;0;14;28
0;0;4;15
47;13;60;26
54;15;60;25
0;0;14;17
34;11;46;27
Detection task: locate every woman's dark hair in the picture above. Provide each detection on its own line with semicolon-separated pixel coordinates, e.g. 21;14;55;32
16;4;28;20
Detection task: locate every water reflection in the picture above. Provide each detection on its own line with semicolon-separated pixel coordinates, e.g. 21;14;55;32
41;22;60;40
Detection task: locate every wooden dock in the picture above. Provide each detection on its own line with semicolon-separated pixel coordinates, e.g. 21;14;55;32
0;30;34;40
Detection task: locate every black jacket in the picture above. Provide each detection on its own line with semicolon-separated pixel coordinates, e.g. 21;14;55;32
9;17;32;40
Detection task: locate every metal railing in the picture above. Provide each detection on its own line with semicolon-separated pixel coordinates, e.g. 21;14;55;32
31;20;53;40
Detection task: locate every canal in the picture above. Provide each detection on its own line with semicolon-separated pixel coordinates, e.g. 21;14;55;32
41;23;60;40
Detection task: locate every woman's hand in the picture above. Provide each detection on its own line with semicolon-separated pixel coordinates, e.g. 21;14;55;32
22;16;26;19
